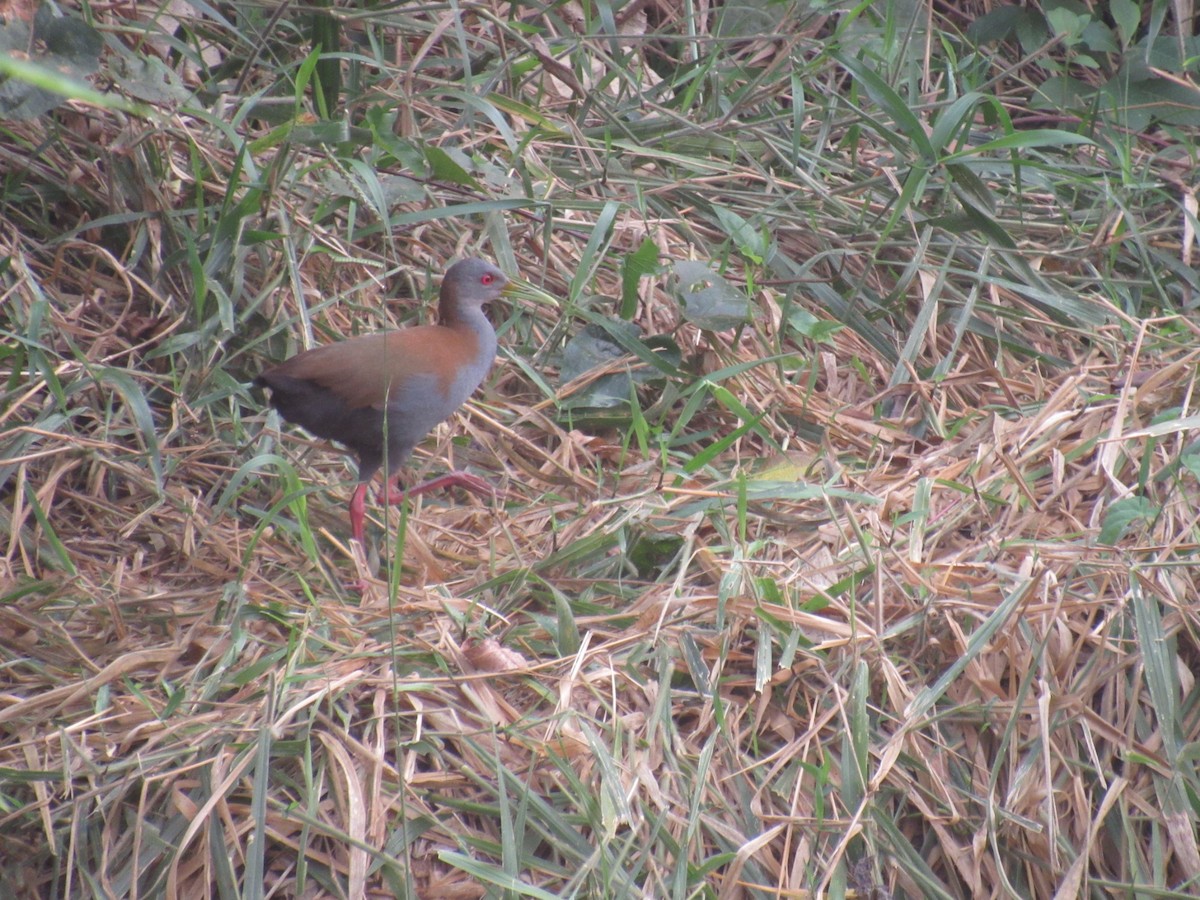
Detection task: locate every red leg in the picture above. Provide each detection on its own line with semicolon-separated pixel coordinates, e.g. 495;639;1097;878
348;482;370;544
379;471;497;505
346;472;495;590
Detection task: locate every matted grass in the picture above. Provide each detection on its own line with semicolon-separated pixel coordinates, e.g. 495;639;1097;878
2;0;1200;896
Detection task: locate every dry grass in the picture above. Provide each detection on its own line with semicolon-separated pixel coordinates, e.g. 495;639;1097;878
2;0;1200;897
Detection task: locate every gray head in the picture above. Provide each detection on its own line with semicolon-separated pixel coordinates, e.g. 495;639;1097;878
440;258;509;319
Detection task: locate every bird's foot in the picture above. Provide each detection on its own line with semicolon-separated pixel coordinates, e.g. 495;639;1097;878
379;471;500;505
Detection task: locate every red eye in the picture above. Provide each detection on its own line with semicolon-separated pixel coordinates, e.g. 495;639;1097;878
482;274;494;285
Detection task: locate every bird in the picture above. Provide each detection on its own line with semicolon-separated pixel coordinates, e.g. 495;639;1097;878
255;257;511;545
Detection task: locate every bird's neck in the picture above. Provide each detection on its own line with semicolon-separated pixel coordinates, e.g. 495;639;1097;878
442;305;498;365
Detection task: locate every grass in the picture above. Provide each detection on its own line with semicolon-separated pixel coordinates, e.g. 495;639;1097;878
2;0;1200;896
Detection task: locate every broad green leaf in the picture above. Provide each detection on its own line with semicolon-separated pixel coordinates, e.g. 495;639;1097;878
620;238;659;320
674;260;753;331
0;9;113;118
714;0;790;38
108;53;193;104
1104;78;1200;129
559;321;650;410
787;307;843;343
1099;496;1158;545
1029;75;1096;112
713;205;768;264
424;145;482;189
966;6;1027;44
1045;8;1089;46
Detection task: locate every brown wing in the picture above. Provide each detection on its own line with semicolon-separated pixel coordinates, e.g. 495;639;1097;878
265;328;482;410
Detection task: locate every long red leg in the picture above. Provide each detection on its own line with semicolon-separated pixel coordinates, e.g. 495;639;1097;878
350;472;497;544
379;471;496;505
347;472;497;591
348;482;370;544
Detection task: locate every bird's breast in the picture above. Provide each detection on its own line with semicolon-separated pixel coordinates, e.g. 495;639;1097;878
378;320;496;418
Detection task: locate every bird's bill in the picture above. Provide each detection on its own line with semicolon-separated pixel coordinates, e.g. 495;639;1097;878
502;279;560;308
